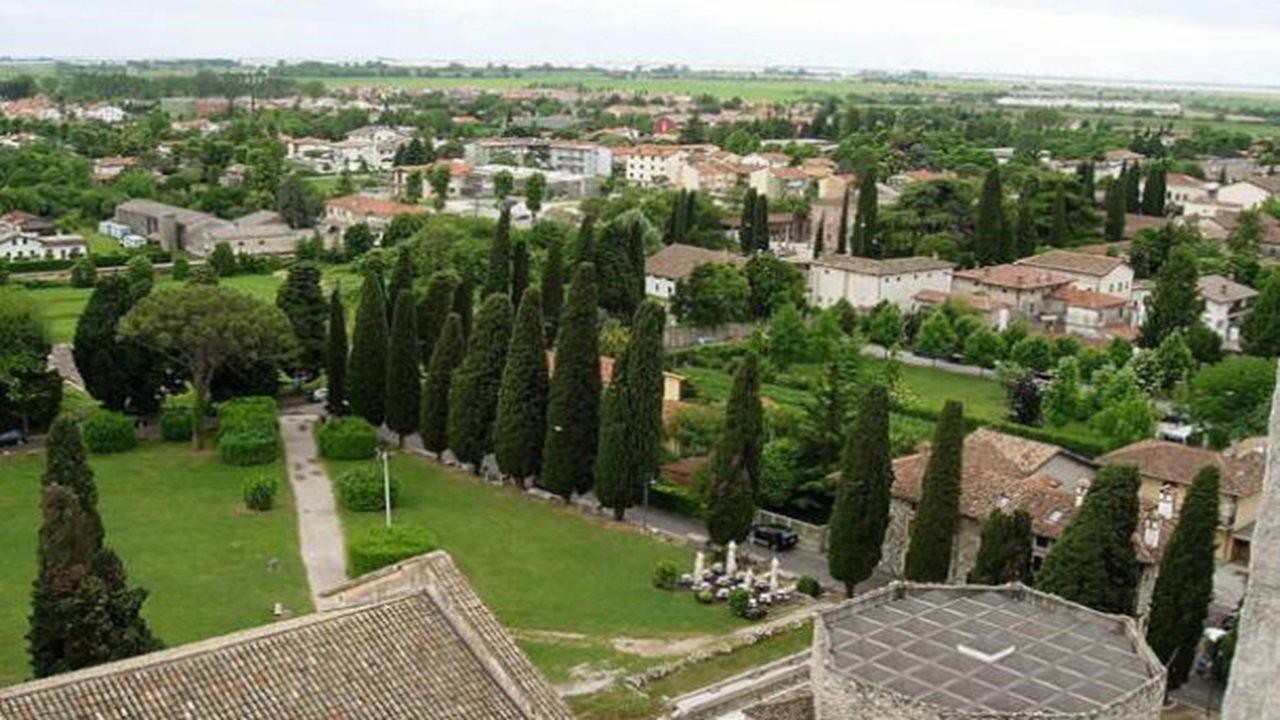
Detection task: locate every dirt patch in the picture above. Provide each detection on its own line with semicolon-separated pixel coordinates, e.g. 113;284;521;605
612;634;724;658
557;665;627;696
516;629;594;646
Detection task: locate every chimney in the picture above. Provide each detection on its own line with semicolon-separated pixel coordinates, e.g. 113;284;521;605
1144;514;1162;549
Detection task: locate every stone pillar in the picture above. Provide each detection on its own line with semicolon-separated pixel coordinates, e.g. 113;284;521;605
1221;364;1280;720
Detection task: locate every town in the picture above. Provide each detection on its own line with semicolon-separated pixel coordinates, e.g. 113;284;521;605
0;48;1279;720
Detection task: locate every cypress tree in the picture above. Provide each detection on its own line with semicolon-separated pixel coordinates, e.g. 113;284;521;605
851;168;878;257
572;214;597;268
1146;466;1220;689
447;294;514;470
683;189;698;238
1124;163;1143;214
1140;244;1202;347
663;192;679;245
511;238;530;303
325;288;348;415
597;221;643;320
385;249;416;322
72;275;161;414
837;184;851;255
420;313;465;454
1036;464;1141;615
384;291;421;445
485;206;512;297
494;287;549;485
1242;270;1280;357
275;261;328;375
752;193;770;253
739;188;757;252
347;267;389;426
541;236;565;346
813;216;826;257
974;167;1007;266
1076;161;1096;203
541;263;601;501
1104;179;1127;242
452;280;473;341
903;400;966;582
706;352;763;545
417;271;459;367
1014;177;1039;259
968;509;1034;585
1050;184;1069;247
596;301;667;520
828;383;894;597
1142;165;1167;217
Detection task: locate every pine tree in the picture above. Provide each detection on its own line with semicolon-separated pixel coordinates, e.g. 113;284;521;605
485;206;512;297
1036;464;1141;615
420;313;465;454
275;261;328;375
1140;244;1202;347
1104;179;1127;242
968;509;1034;584
974;167;1008;265
903;400;966;582
837;184;851;255
851;168;878;257
596;301;666;520
325;288;348;415
1050;184;1069;247
541;236;565;346
385;249;417;322
447;294;514;470
541;263;602;501
813;216;826;257
72;275;161;414
347;267;389;426
494;288;549;485
417;272;459;367
1146;466;1219;689
384;291;421;445
828;383;894;597
511;238;530;303
706;352;763;544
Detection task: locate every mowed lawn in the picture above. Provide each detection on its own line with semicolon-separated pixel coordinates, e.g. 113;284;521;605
0;443;311;686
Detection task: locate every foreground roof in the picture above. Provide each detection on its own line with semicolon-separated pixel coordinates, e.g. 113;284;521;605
955;264;1075;290
644;243;744;280
0;551;573;720
1016;250;1127;278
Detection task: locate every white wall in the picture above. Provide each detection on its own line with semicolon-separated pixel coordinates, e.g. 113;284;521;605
645;275;677;299
1218;182;1272;211
810;266;952;311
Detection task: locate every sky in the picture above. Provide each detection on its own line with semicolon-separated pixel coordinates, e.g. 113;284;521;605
2;0;1279;87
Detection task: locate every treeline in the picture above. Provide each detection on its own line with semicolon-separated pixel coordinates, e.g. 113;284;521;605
36;70;320;103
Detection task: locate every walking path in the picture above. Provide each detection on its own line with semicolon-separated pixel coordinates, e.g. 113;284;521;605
279;414;347;608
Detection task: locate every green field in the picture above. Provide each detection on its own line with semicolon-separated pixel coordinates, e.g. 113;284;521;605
0;443;311;686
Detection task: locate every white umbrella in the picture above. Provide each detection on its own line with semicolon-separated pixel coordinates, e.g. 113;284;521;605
694;551;705;582
744;568;755;590
769;557;780;592
726;540;738;577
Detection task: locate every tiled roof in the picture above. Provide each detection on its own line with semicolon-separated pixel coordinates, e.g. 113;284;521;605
1242;174;1280;194
1167;173;1209;188
644;243;744;280
1015;250;1127;278
0;552;573;720
1102;439;1265;498
1198;274;1258;304
1123;214;1169;238
1048;286;1129;310
813;255;954;277
325;194;427;218
954;264;1075;291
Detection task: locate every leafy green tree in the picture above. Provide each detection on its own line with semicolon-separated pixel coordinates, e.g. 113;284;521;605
914;311;957;360
1007;372;1042;426
541;236;565;345
447;294;514;470
1104;179;1126;241
769;303;808;369
209;242;237;278
850;168;879;257
485;206;511;297
672;263;750;327
420;313;465;454
525;172;546;218
828;383;894;596
1146;466;1219;690
493;170;514;202
385;291;421;445
427;164;451;211
277;173;318;229
1180;356;1276;447
343;223;375;257
745;254;805;320
121;285;295;448
72;275;161;415
1152;332;1196;393
968;509;1033;584
596;301;666;520
541;263;601;500
171;256;190;281
69;257;96;288
706;352;763;544
1042;357;1083;427
417;272;459;367
335;169;355;197
1009;335;1054;372
1242;269;1280;357
1036;464;1141;615
1186;322;1222;365
403;170;424;203
866;301;903;348
903;400;966;582
325;288;347;415
798;340;863;472
1140;245;1202;346
974;166;1009;265
275;262;328;375
346;268;389;426
962;326;1005;369
494;288;548;485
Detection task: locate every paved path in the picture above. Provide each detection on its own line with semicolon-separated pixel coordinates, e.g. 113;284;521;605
279;414;347;608
862;343;997;379
48;344;85;390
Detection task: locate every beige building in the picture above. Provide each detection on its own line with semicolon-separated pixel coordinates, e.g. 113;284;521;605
643;243;745;300
1045;286;1132;339
323;194;427;239
1217;176;1280;210
952;264;1075;319
1014;250;1134;297
808;255;954;311
1198;273;1257;350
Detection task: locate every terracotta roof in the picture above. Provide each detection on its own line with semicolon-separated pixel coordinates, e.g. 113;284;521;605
1102;439;1264;497
1015;250;1127;278
1123;214;1169;238
0;552;573;720
813;255;954;277
1048;286;1129;310
1198;274;1258;304
954;264;1075;291
326;194;427;218
896;169;957;183
1167;173;1208;189
644;243;744;280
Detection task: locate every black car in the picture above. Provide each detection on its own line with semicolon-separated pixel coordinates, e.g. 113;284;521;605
749;524;799;551
0;429;26;447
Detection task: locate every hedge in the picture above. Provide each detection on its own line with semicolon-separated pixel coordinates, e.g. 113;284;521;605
336;468;400;512
217;397;278;438
81;410;137;454
242;474;279;511
348;524;437;577
220;428;280;466
216;396;280;466
159;406;193;442
317;417;378;460
891;402;1110;458
6;249;172;275
649;481;706;519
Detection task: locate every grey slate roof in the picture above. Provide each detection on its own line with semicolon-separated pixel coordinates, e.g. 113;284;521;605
0;551;574;720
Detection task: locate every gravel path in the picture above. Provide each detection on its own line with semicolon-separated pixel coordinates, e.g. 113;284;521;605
279;414;347;608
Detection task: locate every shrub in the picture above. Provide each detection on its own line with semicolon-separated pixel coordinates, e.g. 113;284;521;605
652;560;680;590
81;410;136;454
217;396;277;437
219;428;280;466
337;467;400;512
648;481;707;519
695;589;714;604
159;406;193;442
69;257;97;288
728;588;752;618
242;474;279;511
348;524;437;576
796;575;821;598
317;417;378;460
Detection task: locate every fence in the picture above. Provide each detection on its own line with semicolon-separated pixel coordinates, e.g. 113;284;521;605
755;509;827;553
663;322;757;350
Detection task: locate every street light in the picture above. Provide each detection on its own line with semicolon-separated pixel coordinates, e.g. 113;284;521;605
378;449;392;528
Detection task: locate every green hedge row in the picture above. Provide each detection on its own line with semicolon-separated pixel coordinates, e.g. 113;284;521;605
890;402;1111;458
82;410;137;454
317;417;377;460
348;525;437;577
648;481;706;519
5;249;172;274
217;396;280;466
336;468;399;512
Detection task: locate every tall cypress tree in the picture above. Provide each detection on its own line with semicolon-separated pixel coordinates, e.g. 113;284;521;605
968;509;1034;585
325;288;348;415
739;188;757;252
541;263;601;501
706;352;763;545
385;291;421;445
494;287;548;486
851;168;878;257
347;267;389;426
1142;165;1167;217
485;206;512;297
837;184;851;255
73;274;161;414
828;383;894;597
1076;161;1096;203
452;280;473;341
572;214;597;268
813;216;826;257
1036;464;1141;615
417;271;459;367
596;301;667;521
1014;177;1039;259
1124;163;1143;214
420;313;465;454
1050;184;1069;247
597;221;643;320
1146;466;1219;690
1104;179;1127;242
275;261;328;375
541;236;565;346
385;249;416;322
447;294;514;470
511;238;530;304
903;400;966;582
974;167;1007;266
1140;244;1202;347
752;193;770;253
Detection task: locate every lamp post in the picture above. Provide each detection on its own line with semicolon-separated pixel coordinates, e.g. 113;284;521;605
379;449;392;528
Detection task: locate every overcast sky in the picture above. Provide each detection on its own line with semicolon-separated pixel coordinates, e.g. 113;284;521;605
3;0;1278;87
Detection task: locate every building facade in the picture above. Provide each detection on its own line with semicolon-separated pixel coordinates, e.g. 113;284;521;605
808;255;954;311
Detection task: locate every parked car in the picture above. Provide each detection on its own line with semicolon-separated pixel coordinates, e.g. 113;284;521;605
0;429;27;447
307;387;329;403
749;524;799;551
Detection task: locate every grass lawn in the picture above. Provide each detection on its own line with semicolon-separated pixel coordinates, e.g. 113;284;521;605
894;362;1008;422
0;442;311;686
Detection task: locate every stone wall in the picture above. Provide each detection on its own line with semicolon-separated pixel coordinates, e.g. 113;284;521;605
880;500;982;584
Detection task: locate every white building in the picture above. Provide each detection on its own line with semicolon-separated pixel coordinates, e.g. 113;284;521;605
808;255;954;311
643;244;745;300
1217;177;1280;211
0;233;87;261
1198;274;1257;351
1164;173;1213;206
1014;250;1134;297
463;138;613;178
